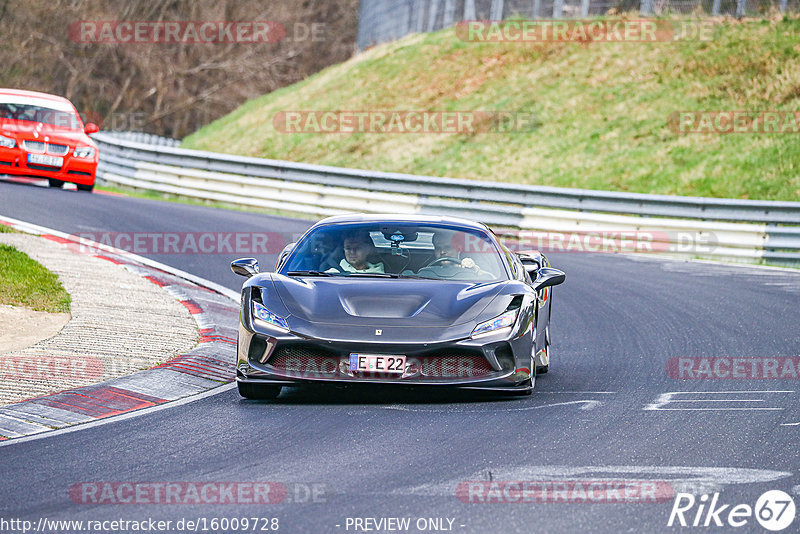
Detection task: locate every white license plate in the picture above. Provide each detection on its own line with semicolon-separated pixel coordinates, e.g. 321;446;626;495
349;353;406;373
27;154;63;167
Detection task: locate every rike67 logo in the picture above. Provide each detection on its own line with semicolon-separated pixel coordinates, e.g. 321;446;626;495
668;490;796;531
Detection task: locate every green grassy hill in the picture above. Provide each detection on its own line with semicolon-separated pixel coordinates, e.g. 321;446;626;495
183;16;800;200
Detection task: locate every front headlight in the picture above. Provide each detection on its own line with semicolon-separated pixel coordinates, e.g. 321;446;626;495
73;146;96;158
0;134;15;148
471;309;518;339
252;301;289;332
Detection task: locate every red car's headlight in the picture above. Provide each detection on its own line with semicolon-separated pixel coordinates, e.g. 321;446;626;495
73;146;95;158
0;134;16;148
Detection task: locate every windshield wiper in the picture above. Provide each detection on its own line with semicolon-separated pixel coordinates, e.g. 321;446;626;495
286;270;334;277
346;272;400;278
398;273;439;280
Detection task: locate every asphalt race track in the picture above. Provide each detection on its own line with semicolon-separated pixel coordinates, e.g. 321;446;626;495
1;179;799;533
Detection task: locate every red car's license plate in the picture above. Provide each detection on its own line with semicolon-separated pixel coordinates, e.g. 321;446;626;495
349;353;406;373
27;153;63;167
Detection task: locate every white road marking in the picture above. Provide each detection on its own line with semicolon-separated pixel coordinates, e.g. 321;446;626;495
538;391;617;394
384;399;603;413
644;390;794;411
781;422;800;426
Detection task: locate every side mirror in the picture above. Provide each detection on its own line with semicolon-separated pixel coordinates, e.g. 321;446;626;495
84;123;99;134
521;259;540;277
276;242;295;270
518;252;541;276
231;258;259;278
533;267;565;291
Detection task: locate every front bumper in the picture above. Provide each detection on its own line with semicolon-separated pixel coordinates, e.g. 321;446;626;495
237;321;534;392
0;146;97;185
234;375;534;394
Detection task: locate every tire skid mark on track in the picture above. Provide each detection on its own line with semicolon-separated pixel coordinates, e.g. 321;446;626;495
0;215;239;444
396;465;795;498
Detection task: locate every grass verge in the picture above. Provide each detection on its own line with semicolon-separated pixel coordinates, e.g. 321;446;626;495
183;15;800;201
0;244;71;312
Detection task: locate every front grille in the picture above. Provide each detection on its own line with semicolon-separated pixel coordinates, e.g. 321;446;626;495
272;345;340;361
266;345;493;380
22;140;45;153
47;143;69;156
27;163;62;170
67;170;92;176
268;345;341;375
21;140;70;156
411;351;493;378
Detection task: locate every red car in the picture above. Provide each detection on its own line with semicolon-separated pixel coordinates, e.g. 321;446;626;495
0;88;99;192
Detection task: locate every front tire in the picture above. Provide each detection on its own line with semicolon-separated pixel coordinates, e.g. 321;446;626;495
237;381;282;400
48;179;64;188
76;183;94;192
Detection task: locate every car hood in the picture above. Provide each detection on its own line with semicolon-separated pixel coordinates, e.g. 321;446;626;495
271;274;506;327
0;119;94;146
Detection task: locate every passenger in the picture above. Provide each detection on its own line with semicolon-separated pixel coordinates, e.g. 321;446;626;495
430;231;484;273
327;230;385;273
311;232;341;271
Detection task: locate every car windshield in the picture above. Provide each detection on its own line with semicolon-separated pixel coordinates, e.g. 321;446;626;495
280;222;508;282
0;100;82;130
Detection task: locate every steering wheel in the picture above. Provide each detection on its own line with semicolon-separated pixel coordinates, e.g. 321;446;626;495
428;256;462;267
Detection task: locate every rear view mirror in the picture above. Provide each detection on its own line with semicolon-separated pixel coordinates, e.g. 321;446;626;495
533;267;565;291
84;123;99;134
231;258;259;277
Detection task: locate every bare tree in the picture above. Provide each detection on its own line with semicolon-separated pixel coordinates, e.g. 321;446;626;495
0;0;358;138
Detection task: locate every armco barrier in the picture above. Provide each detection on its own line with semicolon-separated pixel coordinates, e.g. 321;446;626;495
91;132;800;266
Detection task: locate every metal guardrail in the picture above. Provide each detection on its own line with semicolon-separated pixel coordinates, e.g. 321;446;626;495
357;0;800;50
91;131;800;266
98;131;181;148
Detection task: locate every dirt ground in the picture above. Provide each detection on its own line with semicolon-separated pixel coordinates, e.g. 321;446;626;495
0;304;70;354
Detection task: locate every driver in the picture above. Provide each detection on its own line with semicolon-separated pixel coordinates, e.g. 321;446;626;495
326;230;385;273
429;231;483;272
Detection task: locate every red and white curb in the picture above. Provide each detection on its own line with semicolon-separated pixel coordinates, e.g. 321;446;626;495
0;215;240;444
